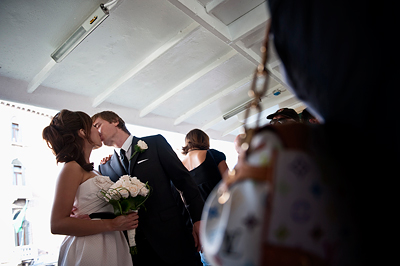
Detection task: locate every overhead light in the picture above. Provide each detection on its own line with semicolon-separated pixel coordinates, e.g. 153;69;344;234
51;4;109;63
223;98;260;120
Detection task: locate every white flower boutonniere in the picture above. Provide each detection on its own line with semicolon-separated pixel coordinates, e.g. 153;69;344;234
130;140;148;160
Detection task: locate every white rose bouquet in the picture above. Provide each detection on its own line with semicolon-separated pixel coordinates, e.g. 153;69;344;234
99;175;151;255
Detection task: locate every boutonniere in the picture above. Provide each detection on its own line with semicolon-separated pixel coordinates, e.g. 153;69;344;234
130;140;148;160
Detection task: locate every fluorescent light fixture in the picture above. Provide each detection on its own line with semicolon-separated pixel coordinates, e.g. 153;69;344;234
51;4;109;63
223;99;260;120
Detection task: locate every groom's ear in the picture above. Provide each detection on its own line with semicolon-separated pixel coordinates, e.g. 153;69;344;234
111;120;119;127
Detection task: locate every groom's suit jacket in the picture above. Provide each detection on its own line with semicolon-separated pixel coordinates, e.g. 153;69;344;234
99;134;204;264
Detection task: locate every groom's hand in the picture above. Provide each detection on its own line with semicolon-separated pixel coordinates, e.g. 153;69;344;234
100;154;112;164
192;221;202;252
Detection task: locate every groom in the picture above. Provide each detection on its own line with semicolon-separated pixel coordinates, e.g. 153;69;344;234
92;111;204;266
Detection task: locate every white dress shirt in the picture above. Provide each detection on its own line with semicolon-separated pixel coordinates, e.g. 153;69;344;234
119;134;133;161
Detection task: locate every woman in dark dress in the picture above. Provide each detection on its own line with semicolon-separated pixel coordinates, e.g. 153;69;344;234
182;129;228;201
181;129;229;266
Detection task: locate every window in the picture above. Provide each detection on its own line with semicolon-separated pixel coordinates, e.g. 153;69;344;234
15;220;31;246
13;165;24;186
12;122;20;143
13;204;31;246
12;159;25;186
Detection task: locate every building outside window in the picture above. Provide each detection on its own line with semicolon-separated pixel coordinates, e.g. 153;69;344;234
12;159;25;186
0;100;62;265
12;201;31;247
13;165;24;186
11;122;20;143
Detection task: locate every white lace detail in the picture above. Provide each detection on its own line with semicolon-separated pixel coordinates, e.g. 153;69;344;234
93;175;114;190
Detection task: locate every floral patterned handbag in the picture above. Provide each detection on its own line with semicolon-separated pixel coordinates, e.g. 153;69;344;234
200;124;337;266
200;22;356;266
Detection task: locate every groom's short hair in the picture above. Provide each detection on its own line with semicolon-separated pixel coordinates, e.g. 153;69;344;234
92;111;131;135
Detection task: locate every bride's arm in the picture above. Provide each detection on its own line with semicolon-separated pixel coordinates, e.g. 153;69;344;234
50;162;138;237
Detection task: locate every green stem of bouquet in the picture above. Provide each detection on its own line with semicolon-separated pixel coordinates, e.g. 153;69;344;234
130;246;138;255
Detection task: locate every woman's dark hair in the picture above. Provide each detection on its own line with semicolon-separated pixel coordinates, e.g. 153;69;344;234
91;110;130;135
42;109;94;171
182;128;210;155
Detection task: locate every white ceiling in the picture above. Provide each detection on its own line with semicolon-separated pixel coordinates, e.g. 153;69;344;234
0;0;304;142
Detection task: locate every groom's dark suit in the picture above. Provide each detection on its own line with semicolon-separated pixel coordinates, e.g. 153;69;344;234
99;134;204;265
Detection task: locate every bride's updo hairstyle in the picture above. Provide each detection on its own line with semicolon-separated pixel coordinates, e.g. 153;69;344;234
42;109;94;171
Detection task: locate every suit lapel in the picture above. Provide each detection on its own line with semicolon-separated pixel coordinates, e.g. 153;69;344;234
110;149;127;177
128;136;139;175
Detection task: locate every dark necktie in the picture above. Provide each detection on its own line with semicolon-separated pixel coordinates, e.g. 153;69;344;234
120;149;129;172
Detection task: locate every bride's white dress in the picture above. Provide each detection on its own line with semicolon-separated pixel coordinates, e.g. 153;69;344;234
58;176;133;266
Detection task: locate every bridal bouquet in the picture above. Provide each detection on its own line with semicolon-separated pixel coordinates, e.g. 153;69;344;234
99;175;151;255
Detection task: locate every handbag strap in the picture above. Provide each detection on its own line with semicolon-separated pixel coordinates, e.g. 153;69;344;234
224;149;276;187
243;22;272;147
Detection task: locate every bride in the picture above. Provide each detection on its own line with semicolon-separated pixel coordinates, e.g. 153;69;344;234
42;109;138;266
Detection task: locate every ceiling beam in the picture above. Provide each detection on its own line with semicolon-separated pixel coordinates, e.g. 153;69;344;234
92;22;200;107
168;0;288;94
231;42;288;88
139;49;237;117
27;60;58;93
222;121;244;137
201;115;224;131
227;2;270;43
168;0;232;42
174;73;253;125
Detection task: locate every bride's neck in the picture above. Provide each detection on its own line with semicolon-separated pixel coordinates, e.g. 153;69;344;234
83;148;92;164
